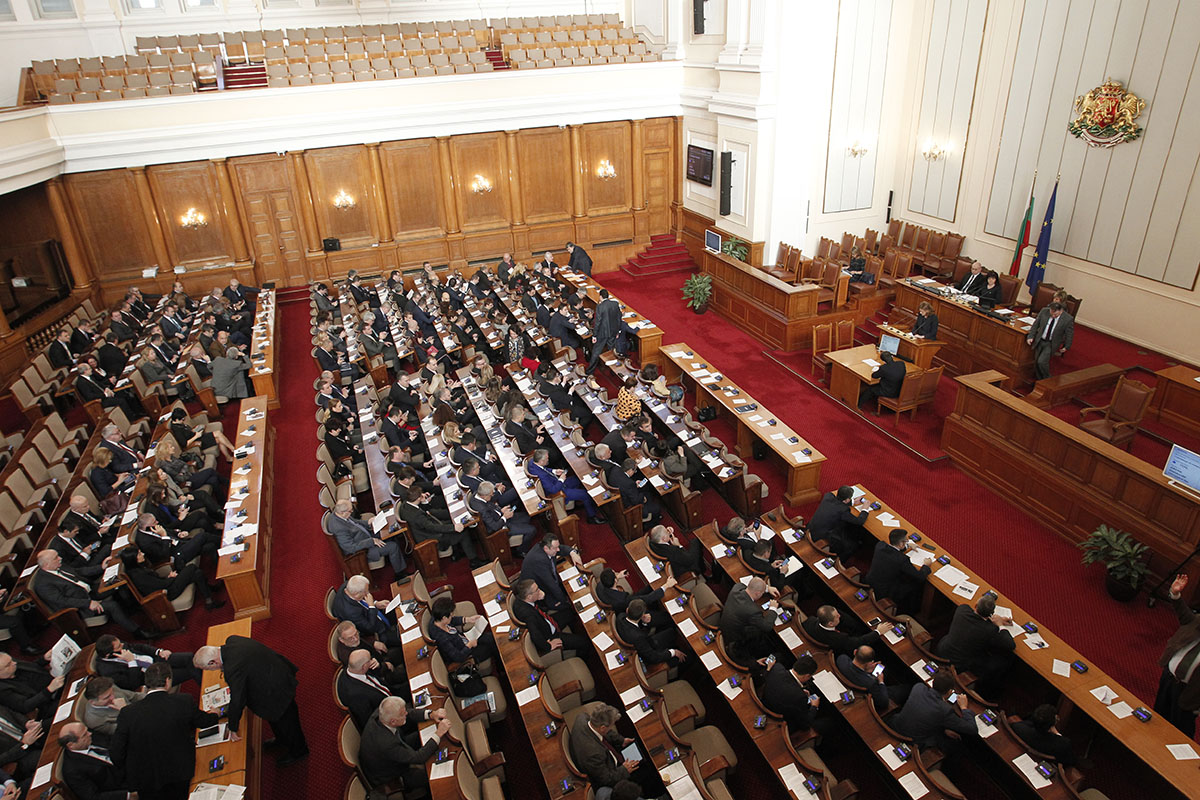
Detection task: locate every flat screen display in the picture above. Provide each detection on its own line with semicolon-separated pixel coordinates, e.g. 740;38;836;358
687;144;714;186
1164;445;1200;494
704;230;721;253
879;334;900;355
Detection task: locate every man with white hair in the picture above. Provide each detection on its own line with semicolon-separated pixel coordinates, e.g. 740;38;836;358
99;425;141;474
359;696;452;795
63;494;114;543
468;480;537;554
327;499;407;577
336;648;424;732
32;550;156;639
332;575;402;647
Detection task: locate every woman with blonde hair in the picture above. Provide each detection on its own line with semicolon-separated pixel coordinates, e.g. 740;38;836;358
155;434;222;492
440;420;463;447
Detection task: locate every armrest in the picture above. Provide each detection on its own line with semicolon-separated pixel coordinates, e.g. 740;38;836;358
459;699;491;720
472;752;505;776
551;679;582;701
1078;405;1108;418
697;754;730;780
667;703;697;728
830;780;859;800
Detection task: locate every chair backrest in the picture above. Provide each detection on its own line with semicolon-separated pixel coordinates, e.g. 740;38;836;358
337;715;360;767
915;366;942;407
887;219;902;239
912;228;929;252
997;274;1021;305
881;249;897;277
926;231;945;257
900;224;916;248
950;257;974;286
864;228;878;253
1108;376;1155;424
894;252;914;279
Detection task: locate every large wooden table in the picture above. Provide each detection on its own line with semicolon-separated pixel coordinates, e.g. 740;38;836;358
216;396;275;621
659;342;826;505
848;485;1197;799
827;344;883;407
248;289;278;409
892;278;1036;383
555;266;664;367
944;371;1200;601
192;617;261;798
1152;364;1200;438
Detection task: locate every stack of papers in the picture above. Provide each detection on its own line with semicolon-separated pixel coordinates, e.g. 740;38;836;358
933;564;968;586
812;670;848;702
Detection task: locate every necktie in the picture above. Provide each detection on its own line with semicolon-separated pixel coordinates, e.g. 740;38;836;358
1173;639;1200;683
361;599;389;627
0;716;22;740
1043;317;1055;341
537;605;558;634
62;537;84;555
601;733;621;764
52;570;90;591
88;746;112;764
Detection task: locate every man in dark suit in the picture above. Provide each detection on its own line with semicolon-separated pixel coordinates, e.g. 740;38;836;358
596;568;674;626
63;495;114;543
588;288;620;372
327;499;407;575
719;578;778;665
617;599;684;668
339;648;397;731
528;449;602;524
94;634;199;691
1026;301;1074;380
48;328;78;369
865;528;932;613
519;533;583;610
76;364;137;419
359;697;452;795
52;519;113;581
32;550;153;640
600;426;636;465
548;303;583;349
802;605;882;655
647;525;704;579
539;251;559;272
956;261;985;295
890;670;977;755
331;575;402;647
760;654;822;732
99;426;141;474
807;486;870;559
835;645;911;712
397;486;481;567
96;333;128;376
223;277;257;308
1011;704;1078;766
608;458;661;524
0;702;44;779
107;311;135;344
936;594;1015;701
568;704;641;792
1154;574;1200;735
71;320;96;353
861;351;906;407
0;652;62;720
512;579;588;656
566;241;593;276
110;663;218;800
59;721;129;800
193;635;308;766
469;480;537;554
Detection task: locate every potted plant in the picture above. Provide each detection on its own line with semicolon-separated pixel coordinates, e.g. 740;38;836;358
1078;524;1150;601
681;273;713;314
721;236;750;262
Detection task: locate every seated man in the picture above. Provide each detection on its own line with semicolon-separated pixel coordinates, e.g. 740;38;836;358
81;676;144;740
744;539;808;600
718;577;779;666
59;722;128;800
890;669;977;755
427;596;497;668
0;652;63;720
359;696;452;798
32;550;157;641
333;574;402;645
760;654;823;733
865;528;932;613
616;599;685;669
835;645;911;712
468;480;537;554
333;621;406;691
52;519;114;581
801;605;882;656
94;633;199;691
568;704;643;795
339;648;403;731
807;486;871;559
936;594;1015;702
397;486;482;568
327;499;408;577
528;448;602;525
861;351;905;407
1010;704;1078;767
511;578;589;655
596;568;674;627
647;525;705;579
607;458;661;525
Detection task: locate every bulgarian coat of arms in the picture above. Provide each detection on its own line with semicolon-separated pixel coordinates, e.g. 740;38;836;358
1068;79;1146;148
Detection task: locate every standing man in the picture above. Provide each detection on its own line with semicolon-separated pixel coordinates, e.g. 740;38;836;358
1026;301;1074;380
566;241;593;276
589;289;621;373
193;636;308;766
110;662;218;800
1154;574;1200;736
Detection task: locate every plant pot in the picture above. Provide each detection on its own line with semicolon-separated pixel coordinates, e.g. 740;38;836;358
692;302;709;315
1104;571;1139;602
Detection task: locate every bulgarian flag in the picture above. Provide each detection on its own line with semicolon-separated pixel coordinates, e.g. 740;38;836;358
1008;179;1035;276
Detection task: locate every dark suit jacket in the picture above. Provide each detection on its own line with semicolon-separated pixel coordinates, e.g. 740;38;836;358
315;347;342;373
890;683;976;745
607;467;645;509
568;716;629;787
593;298;620;340
221;635;299;730
49;340;75;369
760;662;818;731
936;604;1015;671
62;747;128;800
96;344;127;376
513;599;561;654
505;420;540;454
865;541;930;603
332;583;394;640
76;375;112;405
594;583;663;615
718;584;776;647
51;536;108;580
110;690;218;792
359;707;440;788
912;313;939;339
33;568;97;613
871;360;906;398
568;246;593;275
95;643;161;691
100;440;139;474
398;502;455;543
338;670;390;731
835;653;890;711
519;545;569;607
1030;308;1074;352
807;493;867;550
600;430;630;464
974;284;1003;306
957;272;985;295
1158;595;1200;712
0;661;55;716
615;615;673;665
801;617;879;655
109;320;135;343
71;328;94;352
1011;720;1077;766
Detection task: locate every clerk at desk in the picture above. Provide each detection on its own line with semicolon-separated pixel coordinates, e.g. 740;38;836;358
911;301;939;340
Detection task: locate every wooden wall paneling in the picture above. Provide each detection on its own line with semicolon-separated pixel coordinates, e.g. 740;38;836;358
581;121;633;218
378;139;446;246
228;154;309;288
303;145;379;250
569;125;585;220
505;131;529;256
527;222;577;257
448;132;512;234
147;161;235;268
463;230;516;262
642;117;675;236
396;239;450;267
45;178;93;291
514;127;573;225
64;170;158;281
365;144;393;245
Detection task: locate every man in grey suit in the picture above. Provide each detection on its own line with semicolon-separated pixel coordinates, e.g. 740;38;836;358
210;345;251;400
328;499;407;575
81;676;144;739
588;289;622;373
718;577;779;665
890;669;978;755
568;704;640;792
359;696;451;797
1026;301;1074;380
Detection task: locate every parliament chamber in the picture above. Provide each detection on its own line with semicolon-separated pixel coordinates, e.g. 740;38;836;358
0;2;1198;800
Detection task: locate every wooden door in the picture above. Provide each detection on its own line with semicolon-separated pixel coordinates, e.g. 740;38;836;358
229;155;309;287
643;150;672;234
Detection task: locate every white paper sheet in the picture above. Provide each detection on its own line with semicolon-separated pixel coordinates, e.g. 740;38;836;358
700;651;721;670
1167;743;1199;760
878;744;905;770
1052;659;1071;677
898;771;929;798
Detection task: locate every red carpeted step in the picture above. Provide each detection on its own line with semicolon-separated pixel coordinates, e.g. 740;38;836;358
484;49;510;70
619;236;698;277
222;62;267;89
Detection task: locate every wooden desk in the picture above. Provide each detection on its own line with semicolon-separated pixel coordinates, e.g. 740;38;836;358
192;618;260;798
555;267;664;367
892;279;1035;383
1153;365;1200;438
877;323;943;369
216;397;274;621
660;342;826;504
248;289;278;409
827;344;882;407
944;371;1200;599
846;486;1196;799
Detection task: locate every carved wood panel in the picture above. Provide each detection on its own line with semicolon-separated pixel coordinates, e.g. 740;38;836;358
581;121;632;216
515;128;572;224
449;133;511;233
304;145;379;248
146;161;233;268
63;170;156;277
229;155;308;288
379;139;446;240
643;150;672;234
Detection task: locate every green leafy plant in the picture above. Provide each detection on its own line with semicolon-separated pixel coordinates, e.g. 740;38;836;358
721;236;750;262
681;273;713;310
1078;524;1150;588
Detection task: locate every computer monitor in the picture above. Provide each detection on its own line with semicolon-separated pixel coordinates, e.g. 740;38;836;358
705;230;722;254
879;334;900;355
1164;445;1200;498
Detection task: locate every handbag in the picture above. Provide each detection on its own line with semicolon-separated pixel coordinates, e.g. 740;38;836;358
100;492;127;516
451;660;486;698
697;406;717;423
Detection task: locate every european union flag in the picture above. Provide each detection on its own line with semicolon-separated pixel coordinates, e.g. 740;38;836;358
1026;180;1058;295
